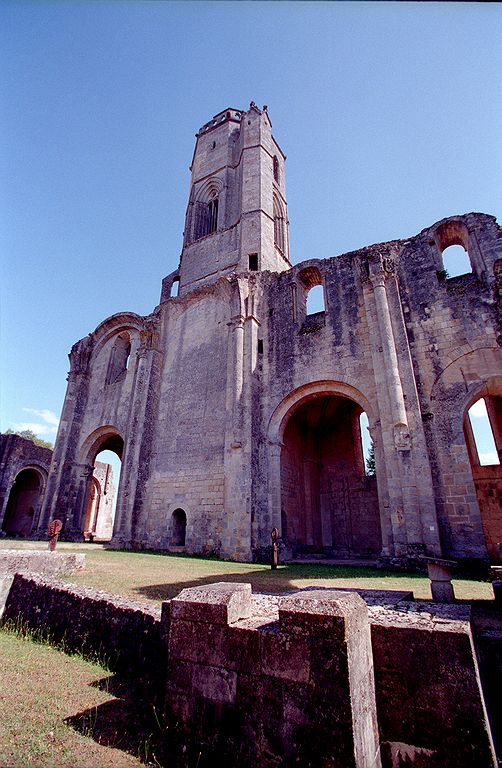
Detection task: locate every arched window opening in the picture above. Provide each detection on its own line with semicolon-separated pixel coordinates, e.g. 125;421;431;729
467;398;500;466
359;412;375;476
106;332;131;385
194;194;219;241
2;468;42;537
299;266;325;318
171;508;187;546
442;244;472;279
208;198;218;234
306;284;325;315
273;196;285;254
170;278;180;298
273;155;280;184
84;445;122;541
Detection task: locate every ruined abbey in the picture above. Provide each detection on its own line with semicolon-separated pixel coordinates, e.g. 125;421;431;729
1;103;501;566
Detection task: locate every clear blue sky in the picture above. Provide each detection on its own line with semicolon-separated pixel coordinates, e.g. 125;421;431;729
1;1;501;447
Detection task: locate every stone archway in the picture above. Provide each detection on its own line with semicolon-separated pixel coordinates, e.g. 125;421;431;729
267;382;382;559
78;427;124;541
171;509;187;547
463;378;502;562
2;467;44;537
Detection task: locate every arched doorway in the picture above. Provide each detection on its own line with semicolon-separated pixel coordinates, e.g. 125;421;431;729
279;392;381;558
171;509;187;546
2;468;43;537
80;429;124;542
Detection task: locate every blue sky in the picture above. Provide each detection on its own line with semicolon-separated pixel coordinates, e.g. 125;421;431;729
1;1;501;457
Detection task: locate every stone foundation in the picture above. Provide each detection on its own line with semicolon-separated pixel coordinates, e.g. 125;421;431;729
0;576;497;767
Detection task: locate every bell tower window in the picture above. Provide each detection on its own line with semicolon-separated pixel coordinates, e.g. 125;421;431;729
190;182;221;243
273;155;280;184
208;197;218;234
273;195;285;254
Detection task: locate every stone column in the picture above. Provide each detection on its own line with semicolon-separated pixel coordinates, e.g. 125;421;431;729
369;271;409;443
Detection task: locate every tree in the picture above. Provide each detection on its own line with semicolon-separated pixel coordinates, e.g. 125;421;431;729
4;429;53;450
365;442;376;476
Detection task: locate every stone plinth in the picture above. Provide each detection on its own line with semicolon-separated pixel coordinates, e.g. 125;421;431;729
422;556;456;602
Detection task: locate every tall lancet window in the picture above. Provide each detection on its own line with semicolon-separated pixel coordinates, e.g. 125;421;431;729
273;195;285;254
208;197;218;234
191;182;221;243
273;155;280;184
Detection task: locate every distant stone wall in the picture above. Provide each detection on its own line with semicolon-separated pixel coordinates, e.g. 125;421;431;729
0;577;497;767
0;433;52;534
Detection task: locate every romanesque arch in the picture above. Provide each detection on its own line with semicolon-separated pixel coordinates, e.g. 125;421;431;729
2;466;46;537
429;348;502;561
463;377;502;562
78;426;124;541
267;382;381;558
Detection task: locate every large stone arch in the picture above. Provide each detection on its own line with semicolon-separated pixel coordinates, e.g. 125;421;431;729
73;425;124;541
266;381;381;558
429;348;502;561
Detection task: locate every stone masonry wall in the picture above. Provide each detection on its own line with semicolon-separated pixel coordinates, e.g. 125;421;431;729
1;573;164;694
0;576;497;767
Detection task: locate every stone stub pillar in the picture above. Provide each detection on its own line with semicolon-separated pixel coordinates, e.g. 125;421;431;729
277;590;381;768
422;556;456;602
163;583;381;768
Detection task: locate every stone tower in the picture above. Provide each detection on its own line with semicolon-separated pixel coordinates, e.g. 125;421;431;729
178;103;291;294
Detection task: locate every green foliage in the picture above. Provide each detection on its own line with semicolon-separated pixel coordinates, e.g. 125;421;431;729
365;442;376;476
4;428;53;449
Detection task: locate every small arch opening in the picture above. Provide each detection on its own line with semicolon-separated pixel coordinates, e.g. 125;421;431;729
171;508;187;546
306;284;325;315
442;244;472;278
170;278;180;298
106;332;131;385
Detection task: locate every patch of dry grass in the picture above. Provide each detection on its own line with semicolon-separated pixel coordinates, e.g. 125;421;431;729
0;628;147;768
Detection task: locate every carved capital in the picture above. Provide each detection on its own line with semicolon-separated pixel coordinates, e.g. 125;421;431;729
369;270;386;290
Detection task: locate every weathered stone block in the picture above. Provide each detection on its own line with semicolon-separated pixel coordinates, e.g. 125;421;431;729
170;582;252;625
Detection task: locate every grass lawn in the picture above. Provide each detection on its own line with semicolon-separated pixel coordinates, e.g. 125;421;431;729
0;539;493;603
0;627;155;768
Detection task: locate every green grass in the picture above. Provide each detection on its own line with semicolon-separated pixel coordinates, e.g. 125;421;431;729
0;626;148;768
0;539;493;603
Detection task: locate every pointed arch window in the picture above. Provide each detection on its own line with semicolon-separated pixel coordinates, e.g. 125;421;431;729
273;155;280;184
273;195;285;254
